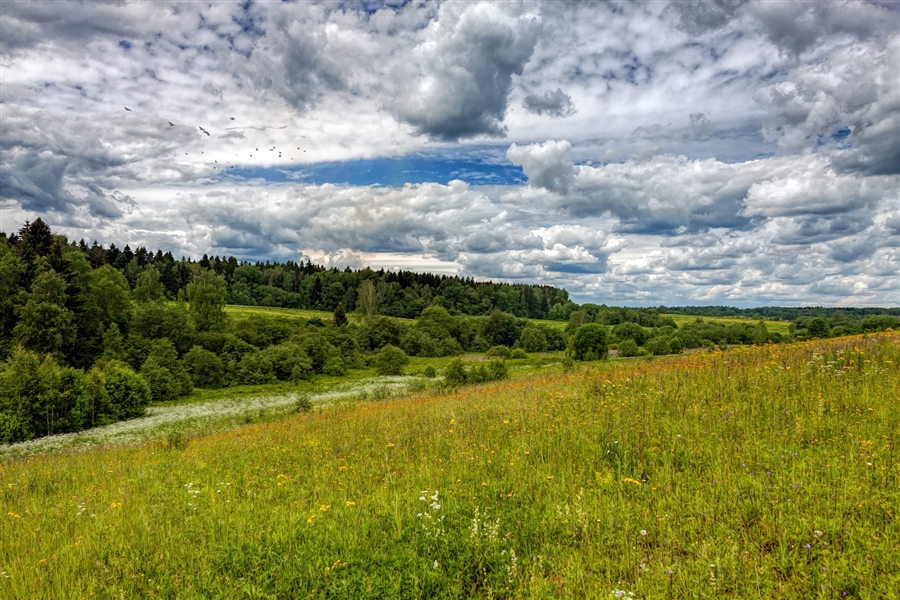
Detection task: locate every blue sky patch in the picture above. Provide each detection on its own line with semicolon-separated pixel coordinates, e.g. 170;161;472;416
218;150;526;187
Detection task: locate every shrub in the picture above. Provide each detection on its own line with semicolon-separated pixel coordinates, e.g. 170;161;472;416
444;358;468;387
570;324;608;361
645;337;672;356
235;351;276;385
261;343;310;381
140;339;192;402
510;348;528;359
423;365;437;378
374;344;409;376
183;346;225;388
322;356;346;376
485;358;508;381
101;363;151;419
617;338;641;357
486;345;511;358
519;326;548;352
290;359;315;382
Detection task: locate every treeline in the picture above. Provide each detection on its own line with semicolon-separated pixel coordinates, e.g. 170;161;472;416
661;305;900;322
0;222;571;321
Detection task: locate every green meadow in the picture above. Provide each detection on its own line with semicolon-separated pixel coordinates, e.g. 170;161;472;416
2;333;898;599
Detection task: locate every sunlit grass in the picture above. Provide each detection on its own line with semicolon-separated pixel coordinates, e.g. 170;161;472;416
1;333;897;598
661;313;792;335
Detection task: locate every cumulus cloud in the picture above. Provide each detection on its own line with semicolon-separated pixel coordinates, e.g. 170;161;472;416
393;2;541;139
506;140;575;195
522;88;575;117
665;0;748;35
755;35;900;174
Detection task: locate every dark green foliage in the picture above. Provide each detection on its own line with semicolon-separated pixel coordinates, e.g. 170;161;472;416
486;345;510;358
374;344;408;376
0;349;149;443
612;321;648;346
519;325;548;352
261;343;311;381
443;357;508;387
322;356;346;376
235;316;295;348
100;362;152;420
443;358;468;387
187;268;228;332
617;338;641;357
483;310;524;347
141;339;192;402
423;365;437;378
133;265;166;303
644;336;672;356
510;348;528;359
807;318;830;339
235;351;276;385
332;301;348;327
13;269;76;361
130;302;197;355
183;346;225;389
357;315;403;351
570;324;608;361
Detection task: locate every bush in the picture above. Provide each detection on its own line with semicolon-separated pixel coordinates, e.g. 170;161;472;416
374;344;409;376
235;351;276;385
510;348;528;359
141;340;192;402
570;324;608;361
644;337;672;356
519;326;548;352
261;343;311;381
290;359;315;382
183;346;225;388
617;338;641;357
101;362;151;419
423;365;437;378
322;356;346;376
486;345;511;358
444;358;468;387
485;358;508;381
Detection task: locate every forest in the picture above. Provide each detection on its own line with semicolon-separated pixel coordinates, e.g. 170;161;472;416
2;218;898;444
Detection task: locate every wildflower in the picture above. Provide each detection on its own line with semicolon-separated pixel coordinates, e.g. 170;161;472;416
640;529;647;536
345;500;355;506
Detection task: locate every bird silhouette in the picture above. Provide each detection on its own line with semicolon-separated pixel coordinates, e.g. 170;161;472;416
124;107;132;111
168;122;175;126
230;117;235;120
199;127;210;136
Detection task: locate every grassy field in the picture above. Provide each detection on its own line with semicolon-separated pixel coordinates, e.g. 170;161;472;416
2;333;897;598
661;313;792;336
223;305;336;322
222;304;791;337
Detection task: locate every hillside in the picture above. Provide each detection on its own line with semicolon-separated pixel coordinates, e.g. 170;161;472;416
2;333;897;598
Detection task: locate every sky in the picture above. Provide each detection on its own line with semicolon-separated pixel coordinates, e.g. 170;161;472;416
1;0;898;307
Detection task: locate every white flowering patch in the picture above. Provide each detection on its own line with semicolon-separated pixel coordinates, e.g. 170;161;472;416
0;376;418;458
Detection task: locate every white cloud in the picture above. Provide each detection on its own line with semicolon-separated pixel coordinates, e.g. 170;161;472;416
392;2;541;139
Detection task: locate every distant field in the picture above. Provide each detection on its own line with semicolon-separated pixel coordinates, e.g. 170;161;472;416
2;333;897;598
224;304;335;322
222;305;791;336
661;312;792;335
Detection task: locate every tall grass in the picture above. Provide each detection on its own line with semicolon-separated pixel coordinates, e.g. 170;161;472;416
1;333;897;598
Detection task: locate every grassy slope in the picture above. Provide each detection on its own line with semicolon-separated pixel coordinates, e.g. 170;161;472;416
222;304;791;335
1;333;897;598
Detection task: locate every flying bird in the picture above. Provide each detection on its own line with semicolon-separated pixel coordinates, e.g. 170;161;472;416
124;107;131;111
199;127;210;136
230;117;235;120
